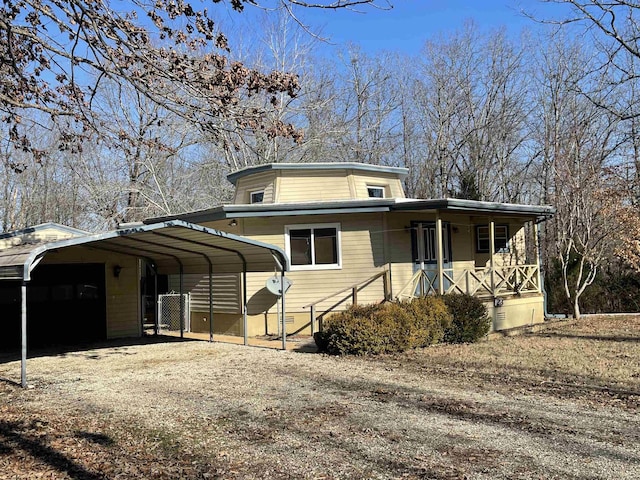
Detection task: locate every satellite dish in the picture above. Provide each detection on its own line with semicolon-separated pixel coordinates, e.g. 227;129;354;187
266;275;292;297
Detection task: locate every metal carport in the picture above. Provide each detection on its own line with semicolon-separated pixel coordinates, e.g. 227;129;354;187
0;220;290;387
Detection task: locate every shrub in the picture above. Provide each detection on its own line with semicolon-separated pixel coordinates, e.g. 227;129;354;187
441;293;491;343
400;296;452;346
316;296;452;355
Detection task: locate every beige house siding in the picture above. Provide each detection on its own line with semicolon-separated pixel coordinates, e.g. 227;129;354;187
276;170;353;203
487;294;544;330
168;273;241;314
244;213;385;307
191;313;243;336
42;246;140;339
350;171;406;199
202;213;384;335
233;171;276;204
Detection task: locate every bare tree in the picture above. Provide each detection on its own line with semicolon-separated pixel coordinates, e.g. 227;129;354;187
330;46;401;165
0;0;388;159
0;122;86;230
408;25;532;201
530;30;622;318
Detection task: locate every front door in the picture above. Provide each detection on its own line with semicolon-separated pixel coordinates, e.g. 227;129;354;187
414;222;451;293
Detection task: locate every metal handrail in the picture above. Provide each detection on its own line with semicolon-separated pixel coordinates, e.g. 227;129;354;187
302;270;389;309
302;270;390;334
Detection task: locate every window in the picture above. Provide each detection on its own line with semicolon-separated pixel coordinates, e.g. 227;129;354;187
367;186;385;198
285;223;341;270
476;225;509;253
250;190;264;204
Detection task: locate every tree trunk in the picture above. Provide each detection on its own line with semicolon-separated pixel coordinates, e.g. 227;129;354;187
573;297;581;320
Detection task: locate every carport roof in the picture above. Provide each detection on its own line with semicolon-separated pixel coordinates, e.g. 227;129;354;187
0;220;289;281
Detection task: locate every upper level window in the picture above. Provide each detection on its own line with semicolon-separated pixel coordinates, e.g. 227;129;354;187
476;225;509;253
250;190;264;204
367;186;385;198
285;223;341;270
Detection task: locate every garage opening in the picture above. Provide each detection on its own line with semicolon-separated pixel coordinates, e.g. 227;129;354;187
0;263;106;349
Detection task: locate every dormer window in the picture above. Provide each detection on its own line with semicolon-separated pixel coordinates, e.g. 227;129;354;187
367;186;385;198
250;190;265;204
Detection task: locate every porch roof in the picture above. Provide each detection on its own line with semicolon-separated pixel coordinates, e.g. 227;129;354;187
0;220;289;281
144;198;555;224
390;198;556;218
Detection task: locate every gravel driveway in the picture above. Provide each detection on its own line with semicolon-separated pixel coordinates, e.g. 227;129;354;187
1;324;638;479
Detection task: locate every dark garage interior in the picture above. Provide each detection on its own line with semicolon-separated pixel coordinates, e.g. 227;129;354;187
0;263;106;349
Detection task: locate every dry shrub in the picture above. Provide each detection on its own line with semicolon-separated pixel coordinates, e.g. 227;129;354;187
400;296;452;346
316;297;451;355
441;294;491;343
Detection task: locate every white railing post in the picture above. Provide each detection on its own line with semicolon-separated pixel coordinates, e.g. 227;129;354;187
489;218;496;296
436;216;444;295
465;270;470;295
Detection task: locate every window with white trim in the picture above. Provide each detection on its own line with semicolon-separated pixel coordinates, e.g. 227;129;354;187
285;223;341;270
476;225;509;253
250;190;264;204
367;185;385;198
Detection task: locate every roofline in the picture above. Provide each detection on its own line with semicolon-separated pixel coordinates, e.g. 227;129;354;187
0;222;91;240
144;200;399;224
21;220;289;281
390;198;556;218
145;198;555;224
226;162;409;185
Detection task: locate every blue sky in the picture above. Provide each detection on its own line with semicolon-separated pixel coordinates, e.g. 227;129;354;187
293;0;570;55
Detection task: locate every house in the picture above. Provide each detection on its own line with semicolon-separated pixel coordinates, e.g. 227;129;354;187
146;162;555;337
1;162;554;386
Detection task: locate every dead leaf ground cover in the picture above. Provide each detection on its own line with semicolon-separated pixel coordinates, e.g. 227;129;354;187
0;315;639;479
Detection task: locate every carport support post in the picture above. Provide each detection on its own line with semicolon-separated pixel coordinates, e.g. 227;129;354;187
243;266;248;346
20;281;27;388
281;268;287;351
154;273;159;336
208;263;213;343
179;265;184;339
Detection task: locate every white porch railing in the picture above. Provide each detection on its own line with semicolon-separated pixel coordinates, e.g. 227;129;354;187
396;264;540;301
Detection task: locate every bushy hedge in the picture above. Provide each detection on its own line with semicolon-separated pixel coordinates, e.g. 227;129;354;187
314;294;490;355
441;293;491;344
315;296;452;355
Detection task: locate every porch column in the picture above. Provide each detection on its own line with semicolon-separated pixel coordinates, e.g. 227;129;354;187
416;223;425;296
489;218;496;295
436;215;444;295
533;221;542;293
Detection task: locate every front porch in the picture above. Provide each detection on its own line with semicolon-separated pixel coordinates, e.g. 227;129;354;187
394;215;543;303
396;264;541;300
